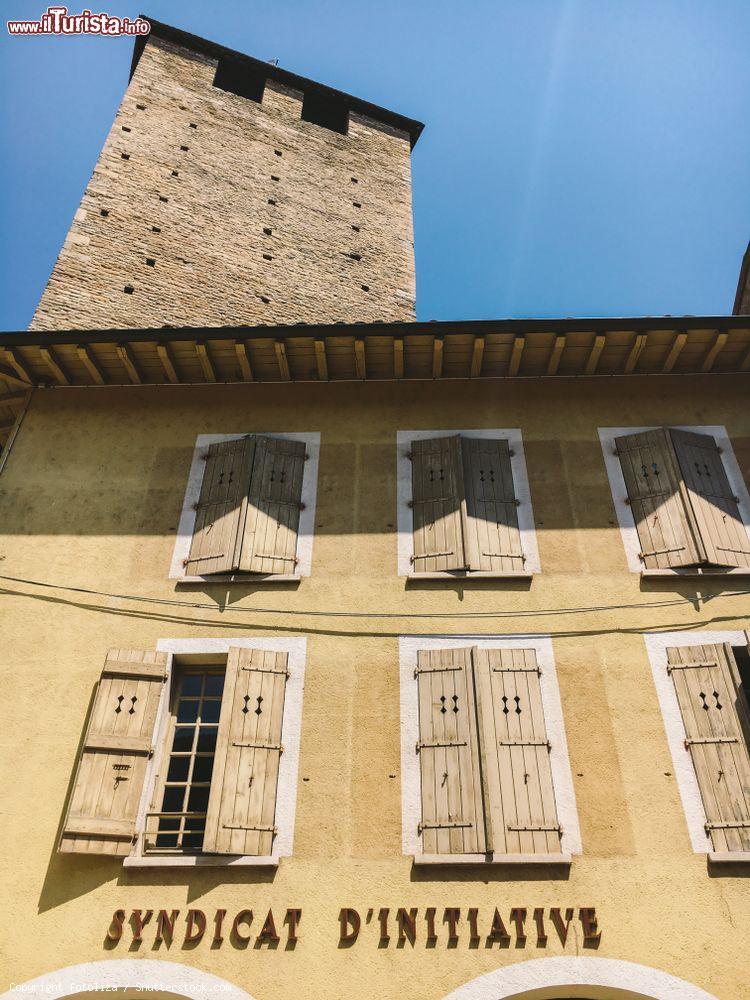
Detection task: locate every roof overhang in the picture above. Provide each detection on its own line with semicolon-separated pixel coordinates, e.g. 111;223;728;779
131;16;424;148
1;317;749;391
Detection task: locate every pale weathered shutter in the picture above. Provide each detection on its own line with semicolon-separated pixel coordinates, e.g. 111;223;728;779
473;647;562;857
238;436;306;575
415;647;487;855
615;429;704;569
667;643;750;853
203;647;288;856
410;435;467;573
669;429;750;569
59;649;167;855
184;437;256;576
461;437;524;572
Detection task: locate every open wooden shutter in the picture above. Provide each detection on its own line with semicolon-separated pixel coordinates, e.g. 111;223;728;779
239;436;306;575
415;647;487;854
473;647;562;857
185;437;256;576
670;430;750;569
410;435;467;573
203;647;288;856
667;643;750;853
461;437;524;572
59;649;167;855
615;429;704;569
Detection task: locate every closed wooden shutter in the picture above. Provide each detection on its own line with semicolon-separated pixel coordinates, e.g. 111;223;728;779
185;437;256;576
615;429;704;569
415;647;487;854
461;437;524;572
667;643;750;853
239;436;306;575
473;647;562;856
411;435;467;572
59;649;167;855
669;430;750;569
203;647;288;856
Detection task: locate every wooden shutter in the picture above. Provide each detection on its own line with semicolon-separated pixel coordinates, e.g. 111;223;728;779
410;435;467;572
615;429;704;569
461;437;524;572
415;647;487;854
59;649;167;855
203;647;288;856
185;437;256;576
239;436;306;575
670;429;750;569
473;647;562;856
667;643;750;853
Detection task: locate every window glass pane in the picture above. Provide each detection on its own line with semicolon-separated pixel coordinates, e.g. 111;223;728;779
177;699;200;723
196;727;218;753
192;755;215;783
204;674;225;697
162;786;185;813
180;675;202;697
172;726;195;752
188;785;210;812
201;700;221;724
166;756;190;783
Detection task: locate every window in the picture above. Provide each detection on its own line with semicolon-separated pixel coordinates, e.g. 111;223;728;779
58;639;306;866
301;91;348;135
170;433;320;582
600;426;750;575
645;630;750;862
399;637;580;864
396;429;540;578
213;58;265;103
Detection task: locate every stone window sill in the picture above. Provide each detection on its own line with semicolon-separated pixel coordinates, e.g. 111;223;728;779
406;571;534;581
175;574;301;584
413;852;571;866
123;854;279;868
641;568;750;578
708;851;750;865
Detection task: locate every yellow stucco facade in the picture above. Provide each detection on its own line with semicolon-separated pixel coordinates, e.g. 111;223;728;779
1;373;748;1000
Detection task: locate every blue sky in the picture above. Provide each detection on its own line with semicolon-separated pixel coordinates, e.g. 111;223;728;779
1;0;749;329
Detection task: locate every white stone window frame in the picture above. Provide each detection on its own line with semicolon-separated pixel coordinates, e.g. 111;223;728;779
123;636;306;869
399;634;581;865
170;432;321;583
396;429;541;579
644;629;750;865
599;425;750;577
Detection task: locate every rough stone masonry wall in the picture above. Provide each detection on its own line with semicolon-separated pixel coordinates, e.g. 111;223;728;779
30;37;416;331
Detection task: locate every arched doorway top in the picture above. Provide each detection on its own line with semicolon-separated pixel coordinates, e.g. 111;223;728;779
1;960;254;1000
442;956;718;1000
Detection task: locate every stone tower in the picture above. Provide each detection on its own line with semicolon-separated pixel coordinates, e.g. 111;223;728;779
30;19;422;331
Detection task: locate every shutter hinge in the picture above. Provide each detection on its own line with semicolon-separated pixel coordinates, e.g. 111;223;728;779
704;820;750;831
418;820;473;832
508;449;515;457
684;737;739;748
498;739;550;748
416;740;468;753
222;823;278;834
507;823;562;833
667;660;718;673
231;741;284;752
406;451;412;461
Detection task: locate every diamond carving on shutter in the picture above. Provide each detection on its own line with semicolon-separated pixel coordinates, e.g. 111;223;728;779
415;648;487;854
239;436;306;574
473;647;562;856
667;643;750;853
185;437;256;575
59;649;167;856
669;430;750;569
203;647;288;856
411;435;467;572
461;437;524;572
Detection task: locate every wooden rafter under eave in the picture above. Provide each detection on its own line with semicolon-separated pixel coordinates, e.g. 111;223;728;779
157;342;180;383
431;337;443;379
470;336;485;378
393;337;404;379
585;334;606;375
508;335;525;376
662;331;687;373
701;331;728;372
1;348;34;384
624;333;648;374
233;340;254;382
0;362;31;389
77;345;106;384
116;343;143;384
274;341;291;381
40;346;70;385
314;339;328;381
355;338;367;380
547;334;565;376
196;341;217;382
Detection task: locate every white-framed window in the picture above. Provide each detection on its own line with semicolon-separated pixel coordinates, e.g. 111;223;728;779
58;638;306;868
644;630;750;864
396;429;541;578
399;635;580;865
170;432;320;582
599;425;750;576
